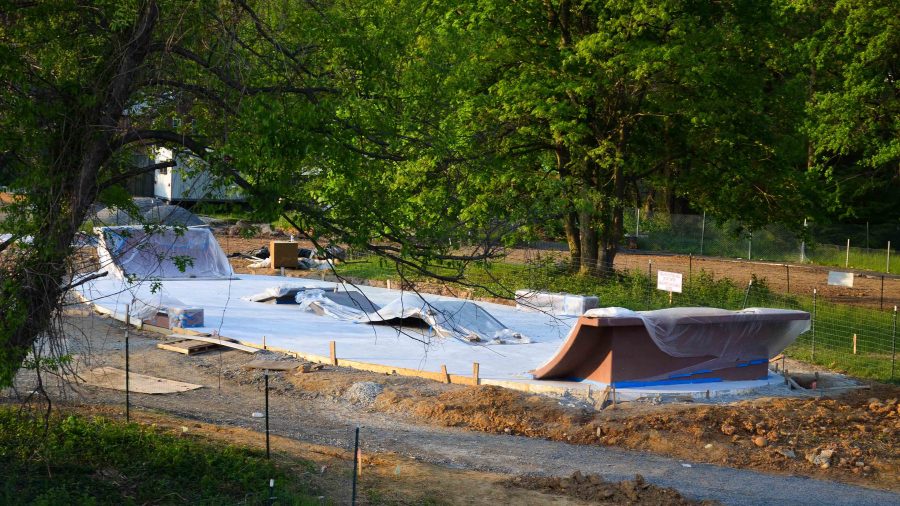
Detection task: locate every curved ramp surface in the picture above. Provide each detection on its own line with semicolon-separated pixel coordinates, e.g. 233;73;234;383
534;307;809;385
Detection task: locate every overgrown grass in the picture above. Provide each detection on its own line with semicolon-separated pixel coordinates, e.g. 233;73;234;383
335;255;898;382
0;408;322;505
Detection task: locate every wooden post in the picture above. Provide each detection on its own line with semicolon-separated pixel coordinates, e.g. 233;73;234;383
852;333;857;354
440;365;450;384
472;362;480;385
329;341;337;365
262;335;267;351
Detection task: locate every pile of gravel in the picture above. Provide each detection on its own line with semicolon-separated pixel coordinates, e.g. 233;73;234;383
343;381;384;406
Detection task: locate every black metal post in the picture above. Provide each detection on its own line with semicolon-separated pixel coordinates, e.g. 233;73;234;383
688;253;693;303
646;260;652;309
891;306;897;381
264;371;270;459
267;478;275;506
812;289;817;361
125;305;130;423
351;426;360;505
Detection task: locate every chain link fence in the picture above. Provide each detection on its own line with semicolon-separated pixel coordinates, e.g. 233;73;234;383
623;209;899;273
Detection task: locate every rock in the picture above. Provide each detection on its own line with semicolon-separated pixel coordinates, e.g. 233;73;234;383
343;382;384;406
812;449;834;468
752;436;768;448
572;471;584;483
856;461;865;467
777;448;796;459
704;443;713;449
720;423;736;435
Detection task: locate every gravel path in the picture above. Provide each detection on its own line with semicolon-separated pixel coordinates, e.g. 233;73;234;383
11;314;899;506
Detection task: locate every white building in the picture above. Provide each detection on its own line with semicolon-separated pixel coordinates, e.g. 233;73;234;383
152;147;243;203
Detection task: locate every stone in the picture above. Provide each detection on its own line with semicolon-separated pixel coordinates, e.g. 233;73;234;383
720;423;736;435
752;436;768;448
777;448;796;459
812;449;834;468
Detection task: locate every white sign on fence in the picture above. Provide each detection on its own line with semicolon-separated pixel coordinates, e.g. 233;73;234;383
827;271;854;288
657;270;683;293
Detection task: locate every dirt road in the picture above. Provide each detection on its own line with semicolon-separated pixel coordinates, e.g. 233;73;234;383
8;312;896;506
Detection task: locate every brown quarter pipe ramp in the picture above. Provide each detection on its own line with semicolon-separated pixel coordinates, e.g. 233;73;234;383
533;307;810;387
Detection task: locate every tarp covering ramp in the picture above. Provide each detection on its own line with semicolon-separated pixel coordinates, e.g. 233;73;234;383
96;226;233;280
534;306;810;384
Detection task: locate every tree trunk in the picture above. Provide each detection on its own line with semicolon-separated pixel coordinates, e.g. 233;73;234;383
556;144;581;270
0;2;159;387
578;208;599;275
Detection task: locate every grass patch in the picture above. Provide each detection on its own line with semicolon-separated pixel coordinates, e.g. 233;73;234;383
0;408;321;505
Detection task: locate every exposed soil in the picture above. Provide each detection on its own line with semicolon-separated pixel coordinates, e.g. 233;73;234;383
364;377;900;492
506;471;720;505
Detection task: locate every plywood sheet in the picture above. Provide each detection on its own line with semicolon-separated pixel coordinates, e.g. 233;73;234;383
82;367;202;394
157;339;222;355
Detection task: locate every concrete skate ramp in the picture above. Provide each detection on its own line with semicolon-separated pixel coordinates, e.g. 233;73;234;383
533;307;810;386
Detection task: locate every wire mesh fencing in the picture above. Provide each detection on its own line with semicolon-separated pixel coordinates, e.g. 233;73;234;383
622;209;899;272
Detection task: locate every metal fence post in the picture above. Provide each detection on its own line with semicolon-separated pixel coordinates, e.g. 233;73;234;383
748;232;752;261
646;260;653;309
891;306;897;381
125;304;130;423
812;288;817;361
888;241;892;273
700;211;705;256
845;238;850;268
264;371;270;459
351;426;360;505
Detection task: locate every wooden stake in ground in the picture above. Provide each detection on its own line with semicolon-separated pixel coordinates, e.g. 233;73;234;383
853;333;858;354
330;341;337;366
440;365;450;384
472;362;479;385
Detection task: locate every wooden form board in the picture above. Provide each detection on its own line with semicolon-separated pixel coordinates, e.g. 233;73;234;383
157;339;222;355
242;359;301;371
82;367;202;394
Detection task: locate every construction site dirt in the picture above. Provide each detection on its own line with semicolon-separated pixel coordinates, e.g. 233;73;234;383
6;309;897;505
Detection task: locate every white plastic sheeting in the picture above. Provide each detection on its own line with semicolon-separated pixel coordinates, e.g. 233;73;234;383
130;293;187;321
515;290;599;316
583;306;810;379
298;291;527;344
243;284;333;303
96;226;234;280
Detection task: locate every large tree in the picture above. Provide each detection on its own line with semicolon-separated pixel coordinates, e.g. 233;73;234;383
0;0;528;386
416;0;811;274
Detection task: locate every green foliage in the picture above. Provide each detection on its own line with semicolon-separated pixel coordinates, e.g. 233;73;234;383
0;408;320;505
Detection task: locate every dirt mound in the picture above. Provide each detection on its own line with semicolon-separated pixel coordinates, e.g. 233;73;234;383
507;471;718;505
373;379;899;491
376;384;591;438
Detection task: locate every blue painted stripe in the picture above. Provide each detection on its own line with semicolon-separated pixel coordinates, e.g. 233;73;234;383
612;377;723;389
749;359;768;365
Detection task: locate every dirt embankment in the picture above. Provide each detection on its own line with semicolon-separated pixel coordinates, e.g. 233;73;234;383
282;367;900;492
